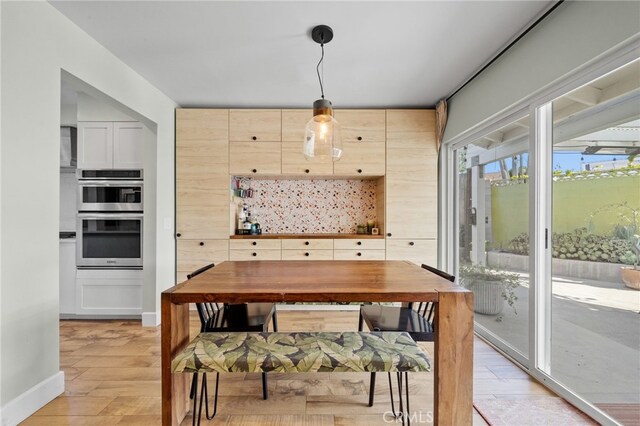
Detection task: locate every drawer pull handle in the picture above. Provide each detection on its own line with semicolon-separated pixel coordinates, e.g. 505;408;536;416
357;169;362;174
387;233;392;237
252;252;257;256
305;169;310;173
252;136;257;141
357;136;362;141
199;242;204;246
409;242;414;246
252;169;257;173
305;252;310;256
304;241;310;245
176;233;181;238
252;242;257;246
357;241;362;246
357;252;362;256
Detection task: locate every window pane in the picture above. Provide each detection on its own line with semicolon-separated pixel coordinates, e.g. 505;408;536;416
550;59;640;423
457;115;530;358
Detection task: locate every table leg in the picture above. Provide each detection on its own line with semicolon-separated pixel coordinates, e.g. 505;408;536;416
434;291;474;425
162;293;191;426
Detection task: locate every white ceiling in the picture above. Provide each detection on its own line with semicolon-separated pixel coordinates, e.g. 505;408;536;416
50;1;553;109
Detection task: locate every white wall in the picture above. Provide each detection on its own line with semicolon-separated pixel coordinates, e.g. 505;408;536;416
444;1;640;142
77;92;136;122
0;1;177;422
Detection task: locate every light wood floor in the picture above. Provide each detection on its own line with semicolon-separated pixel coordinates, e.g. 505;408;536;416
22;310;559;425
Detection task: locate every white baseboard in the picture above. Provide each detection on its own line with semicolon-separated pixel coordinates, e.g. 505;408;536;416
141;311;160;327
1;371;64;426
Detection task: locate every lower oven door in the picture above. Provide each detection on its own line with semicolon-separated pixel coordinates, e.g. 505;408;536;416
77;213;143;268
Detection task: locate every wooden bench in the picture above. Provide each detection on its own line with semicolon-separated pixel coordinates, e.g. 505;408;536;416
172;331;431;425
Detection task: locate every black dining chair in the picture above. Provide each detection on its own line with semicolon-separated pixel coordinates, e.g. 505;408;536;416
358;263;455;407
187;263;278;425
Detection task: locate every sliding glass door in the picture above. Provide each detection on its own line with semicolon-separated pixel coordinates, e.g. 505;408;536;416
455;115;531;360
549;60;640;424
450;57;639;425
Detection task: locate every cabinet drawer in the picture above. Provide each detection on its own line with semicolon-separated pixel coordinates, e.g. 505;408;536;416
229;249;282;261
229;239;282;250
333;239;385;250
281;250;334;261
385;239;437;266
334;110;386;142
281;239;333;250
334;250;385;260
177;239;229;272
332;140;385;176
281;142;333;175
230;142;281;175
230;109;281;142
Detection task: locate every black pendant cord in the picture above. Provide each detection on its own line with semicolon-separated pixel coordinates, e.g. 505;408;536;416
316;43;325;99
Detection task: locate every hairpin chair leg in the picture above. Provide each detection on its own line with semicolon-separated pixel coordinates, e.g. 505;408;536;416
202;372;220;421
262;373;268;400
368;372;376;407
190;373;197;399
191;373;199;426
387;372;398;418
397;372;405;426
404;372;410;426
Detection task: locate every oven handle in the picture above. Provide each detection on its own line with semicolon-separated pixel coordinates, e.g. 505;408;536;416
78;180;144;187
77;213;144;219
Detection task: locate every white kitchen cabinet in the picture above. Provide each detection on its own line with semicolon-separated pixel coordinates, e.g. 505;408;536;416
59;238;76;315
78;121;144;169
76;269;143;316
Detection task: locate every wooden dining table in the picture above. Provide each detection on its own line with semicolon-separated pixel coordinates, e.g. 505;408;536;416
161;260;473;425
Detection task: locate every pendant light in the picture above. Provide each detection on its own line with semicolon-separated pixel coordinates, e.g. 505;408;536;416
304;25;342;162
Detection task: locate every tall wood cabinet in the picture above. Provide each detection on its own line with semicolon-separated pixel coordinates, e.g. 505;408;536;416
175;108;438;279
175;109;230;282
385;109;438;266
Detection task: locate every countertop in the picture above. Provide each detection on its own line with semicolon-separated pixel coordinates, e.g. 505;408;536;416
230;233;384;239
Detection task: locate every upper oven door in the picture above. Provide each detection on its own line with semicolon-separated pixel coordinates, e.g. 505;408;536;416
78;180;143;212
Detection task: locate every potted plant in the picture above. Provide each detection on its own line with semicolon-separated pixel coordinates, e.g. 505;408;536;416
619;233;640;290
459;263;520;316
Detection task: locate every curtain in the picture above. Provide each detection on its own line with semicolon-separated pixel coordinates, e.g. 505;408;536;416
435;99;448;153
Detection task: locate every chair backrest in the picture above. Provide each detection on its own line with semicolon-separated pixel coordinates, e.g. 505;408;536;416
421;264;455;282
187;263;220;331
409;265;456;325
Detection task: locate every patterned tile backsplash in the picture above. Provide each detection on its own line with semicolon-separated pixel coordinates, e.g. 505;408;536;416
233;177;378;234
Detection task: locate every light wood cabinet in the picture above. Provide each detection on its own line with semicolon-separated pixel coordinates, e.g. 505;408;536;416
229;239;282;250
282;109;312;142
281;250;334;260
332;110;386;176
230;109;281;142
281;239;333;250
385;110;437;239
78;121;144;169
385;239;437;266
281;142;333;175
176;109;230;264
333;239;385;250
177;239;229;274
229;249;282;261
334;249;386;260
229;141;281;175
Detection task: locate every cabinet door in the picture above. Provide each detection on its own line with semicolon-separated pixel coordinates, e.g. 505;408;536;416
333;110;386;176
230;109;281;142
177;239;229;274
229;142;281;175
281;142;333;175
385;239;437;266
176;109;229;239
77;122;113;169
113;122;144;169
386;110;437;239
282;109;312;142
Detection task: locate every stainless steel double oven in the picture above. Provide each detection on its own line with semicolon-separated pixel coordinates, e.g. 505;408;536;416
76;170;143;268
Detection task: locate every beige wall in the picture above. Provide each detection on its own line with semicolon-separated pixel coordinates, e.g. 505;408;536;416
0;1;177;421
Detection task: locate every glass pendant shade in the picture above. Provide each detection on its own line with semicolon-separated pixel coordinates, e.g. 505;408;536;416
304;99;342;162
